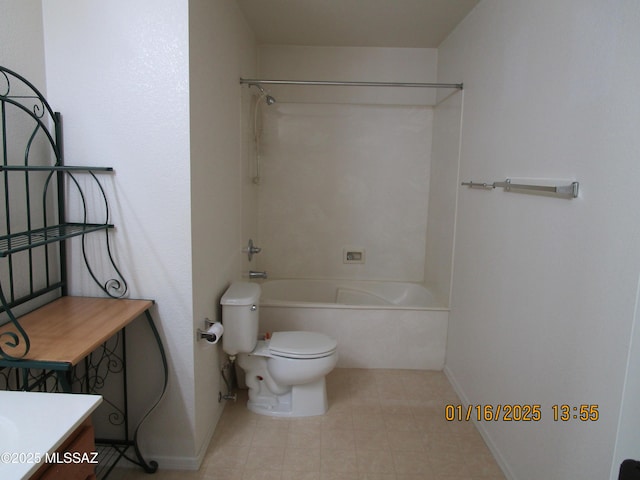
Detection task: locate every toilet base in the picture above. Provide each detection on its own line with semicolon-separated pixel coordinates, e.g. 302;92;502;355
247;377;329;417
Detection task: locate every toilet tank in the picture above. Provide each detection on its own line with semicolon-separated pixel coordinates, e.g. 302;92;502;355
220;282;261;355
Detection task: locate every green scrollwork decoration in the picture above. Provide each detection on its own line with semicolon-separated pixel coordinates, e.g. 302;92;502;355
0;287;30;360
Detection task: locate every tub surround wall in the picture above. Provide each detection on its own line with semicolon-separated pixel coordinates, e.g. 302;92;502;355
254;46;438;283
424;91;463;306
258;102;432;281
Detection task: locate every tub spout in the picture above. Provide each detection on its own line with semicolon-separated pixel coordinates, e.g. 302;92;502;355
249;270;268;279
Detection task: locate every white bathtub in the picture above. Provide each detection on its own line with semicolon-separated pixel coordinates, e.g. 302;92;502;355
258;279;449;370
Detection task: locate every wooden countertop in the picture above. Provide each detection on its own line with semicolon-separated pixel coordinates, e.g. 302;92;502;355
1;296;153;366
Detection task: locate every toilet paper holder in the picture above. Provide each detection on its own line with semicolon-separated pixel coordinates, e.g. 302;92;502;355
198;318;224;344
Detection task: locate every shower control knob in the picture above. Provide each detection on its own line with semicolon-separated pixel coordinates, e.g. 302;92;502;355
244;239;262;261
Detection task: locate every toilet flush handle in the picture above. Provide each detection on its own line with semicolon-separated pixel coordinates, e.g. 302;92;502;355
251;305;257;311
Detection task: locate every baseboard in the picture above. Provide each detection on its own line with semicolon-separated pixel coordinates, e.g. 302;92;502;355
119;404;223;472
114;453;200;472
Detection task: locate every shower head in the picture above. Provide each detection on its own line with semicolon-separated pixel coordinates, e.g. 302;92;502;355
249;83;276;105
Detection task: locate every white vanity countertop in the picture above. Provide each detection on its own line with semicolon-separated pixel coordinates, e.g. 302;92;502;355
0;390;102;479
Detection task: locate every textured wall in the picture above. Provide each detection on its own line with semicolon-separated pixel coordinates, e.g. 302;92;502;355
440;1;640;479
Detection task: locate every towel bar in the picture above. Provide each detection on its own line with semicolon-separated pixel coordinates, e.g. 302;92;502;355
461;179;579;198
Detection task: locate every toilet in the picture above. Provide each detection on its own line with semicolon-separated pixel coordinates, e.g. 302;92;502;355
221;281;338;417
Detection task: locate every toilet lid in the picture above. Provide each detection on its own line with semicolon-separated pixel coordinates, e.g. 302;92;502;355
269;331;337;359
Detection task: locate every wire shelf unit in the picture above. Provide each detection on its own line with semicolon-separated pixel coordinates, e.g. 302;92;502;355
0;65;167;479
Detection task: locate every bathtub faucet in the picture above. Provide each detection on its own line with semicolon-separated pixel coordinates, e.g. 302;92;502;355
249;270;268;279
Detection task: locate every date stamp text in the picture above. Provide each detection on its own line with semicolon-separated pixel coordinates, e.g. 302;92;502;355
445;404;599;422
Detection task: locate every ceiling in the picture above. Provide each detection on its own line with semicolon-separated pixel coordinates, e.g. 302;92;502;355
236;0;479;48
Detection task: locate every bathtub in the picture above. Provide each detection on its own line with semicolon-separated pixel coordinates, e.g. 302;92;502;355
258;279;449;370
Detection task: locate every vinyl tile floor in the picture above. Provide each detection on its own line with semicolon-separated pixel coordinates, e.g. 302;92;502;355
110;368;506;480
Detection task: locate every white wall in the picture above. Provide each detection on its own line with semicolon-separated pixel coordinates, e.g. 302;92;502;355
614;275;640;474
11;0;256;469
0;1;46;86
254;46;437;282
440;1;640;479
42;0;195;463
0;2;56;315
189;0;256;464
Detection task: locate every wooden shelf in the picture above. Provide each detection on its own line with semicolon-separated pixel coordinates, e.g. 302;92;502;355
0;296;153;366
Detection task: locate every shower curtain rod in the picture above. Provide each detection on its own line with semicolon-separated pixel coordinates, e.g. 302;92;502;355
240;77;463;90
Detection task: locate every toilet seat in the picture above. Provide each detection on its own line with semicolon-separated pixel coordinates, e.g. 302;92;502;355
269;331;337;359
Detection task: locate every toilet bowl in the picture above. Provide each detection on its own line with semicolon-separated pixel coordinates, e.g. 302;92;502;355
221;282;338;417
238;331;338;417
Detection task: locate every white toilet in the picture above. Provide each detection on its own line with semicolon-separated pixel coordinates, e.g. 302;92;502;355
221;281;338;417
